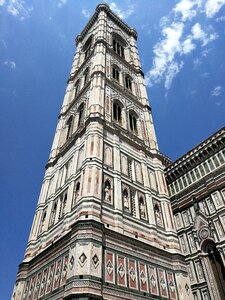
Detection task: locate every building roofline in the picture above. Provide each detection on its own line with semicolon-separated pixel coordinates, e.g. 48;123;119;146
76;3;137;45
166;125;225;175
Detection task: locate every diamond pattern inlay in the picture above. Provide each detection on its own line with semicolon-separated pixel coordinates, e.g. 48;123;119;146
106;260;113;275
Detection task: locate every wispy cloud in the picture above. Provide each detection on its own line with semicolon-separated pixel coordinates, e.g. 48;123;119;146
193;58;202;69
4;60;16;69
205;0;225;18
81;9;90;19
211;86;222;97
191;23;217;46
57;0;66;8
174;0;201;21
216;15;225;22
146;0;224;90
109;2;134;20
0;0;5;6
1;39;7;48
57;0;67;8
4;0;33;20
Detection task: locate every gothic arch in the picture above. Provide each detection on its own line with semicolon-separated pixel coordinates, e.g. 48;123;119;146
65;115;74;140
82;35;93;59
77;102;85;127
128;109;138;134
202;240;225;299
111;31;127;47
112;99;123;123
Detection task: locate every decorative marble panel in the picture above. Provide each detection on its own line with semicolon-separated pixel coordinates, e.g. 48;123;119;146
128;259;138;290
117;255;127;287
158;269;168;298
148;265;159;296
104;143;113;167
60;255;69;286
39;268;48;298
33;272;42;300
46;263;55;294
105;251;115;283
28;276;35;300
167;272;177;299
138;262;148;292
53;259;62;290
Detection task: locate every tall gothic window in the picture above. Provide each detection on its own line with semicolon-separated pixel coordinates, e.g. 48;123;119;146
83;35;92;59
49;202;57;227
85;44;91;59
59;192;67;219
113;102;122;123
40;210;47;234
83;67;89;86
78;103;84;127
66;116;73;140
125;75;132;91
74;79;80;97
113;39;124;58
112;65;120;81
73;181;80;207
129;112;137;134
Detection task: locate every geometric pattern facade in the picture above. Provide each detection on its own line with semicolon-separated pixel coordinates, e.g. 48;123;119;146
12;4;193;300
166;126;225;300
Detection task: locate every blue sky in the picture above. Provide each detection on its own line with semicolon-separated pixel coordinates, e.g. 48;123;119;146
1;0;225;298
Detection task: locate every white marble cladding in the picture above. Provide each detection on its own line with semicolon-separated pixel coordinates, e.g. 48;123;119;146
13;4;193;300
168;149;225;196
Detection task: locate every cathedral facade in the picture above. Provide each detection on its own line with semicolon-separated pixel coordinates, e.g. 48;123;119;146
166;127;225;300
12;4;194;300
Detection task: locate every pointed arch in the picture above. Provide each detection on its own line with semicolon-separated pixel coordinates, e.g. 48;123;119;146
66;115;74;140
128;110;138;134
78;102;85;127
113;100;123;124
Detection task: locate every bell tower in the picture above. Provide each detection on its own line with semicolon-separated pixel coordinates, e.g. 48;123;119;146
12;4;193;300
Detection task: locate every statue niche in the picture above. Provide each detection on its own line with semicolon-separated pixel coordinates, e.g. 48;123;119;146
104;180;112;203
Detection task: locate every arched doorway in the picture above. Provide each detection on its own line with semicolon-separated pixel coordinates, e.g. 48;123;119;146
203;241;225;299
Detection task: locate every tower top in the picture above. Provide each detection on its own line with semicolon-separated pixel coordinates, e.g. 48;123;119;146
76;3;137;45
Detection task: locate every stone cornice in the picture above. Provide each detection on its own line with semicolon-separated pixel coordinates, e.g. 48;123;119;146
46;116;170;169
58;81;91;119
170;165;225;212
19;219;186;276
76;3;137;46
106;45;144;77
166;126;225;183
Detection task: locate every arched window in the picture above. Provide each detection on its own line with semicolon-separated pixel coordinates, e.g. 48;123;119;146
78;103;85;127
113;39;125;58
112;65;120;81
113;102;122;123
66;116;73;140
83;67;89;86
74;79;80;97
83;35;92;59
85;44;91;59
60;192;67;218
129;112;137;134
104;180;111;203
125;75;132;91
40;210;47;233
73;181;80;207
49;202;57;226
